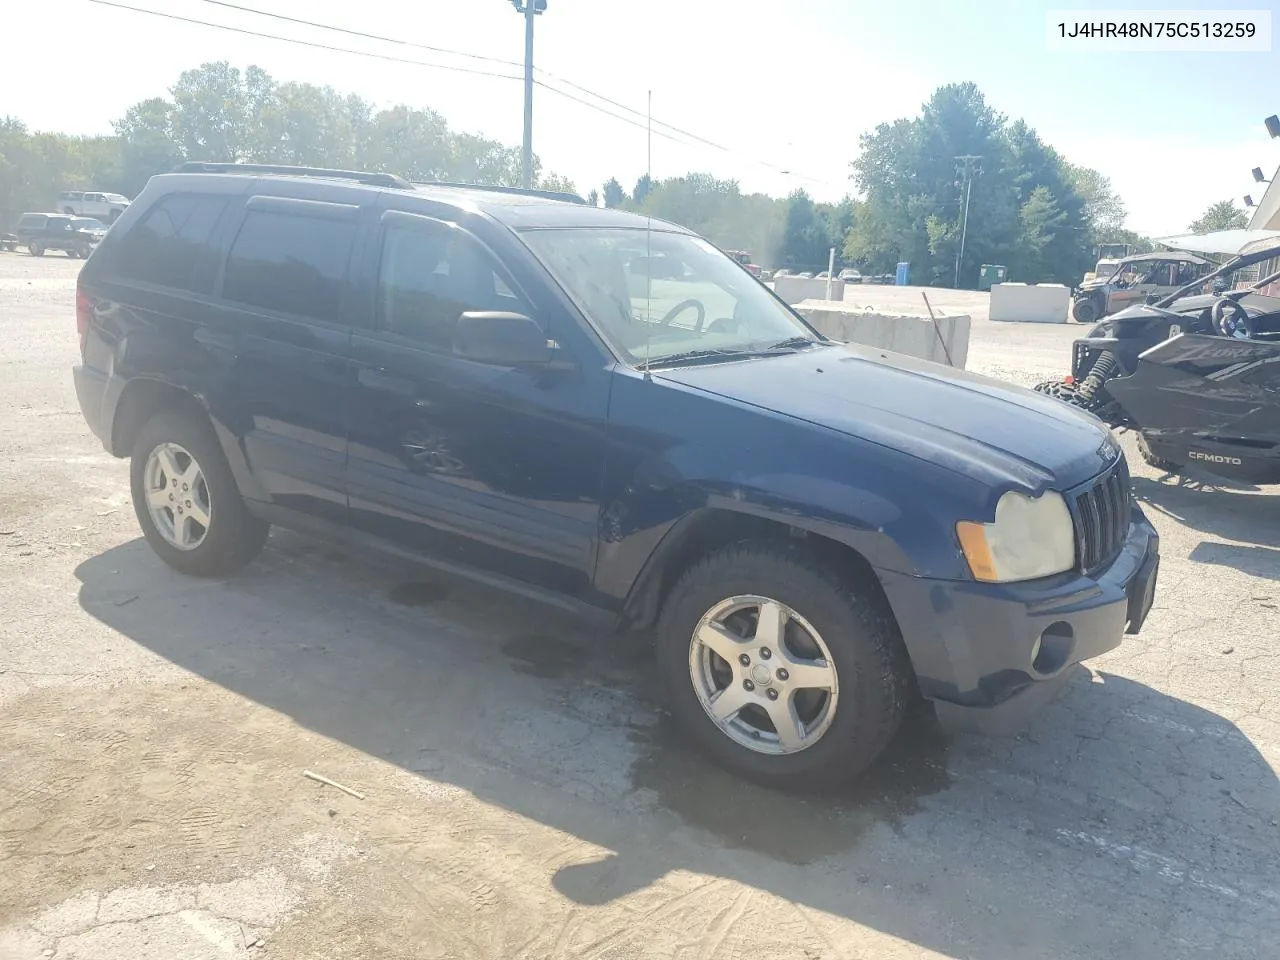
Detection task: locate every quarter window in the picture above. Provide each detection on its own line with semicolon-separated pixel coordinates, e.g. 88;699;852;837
115;195;228;291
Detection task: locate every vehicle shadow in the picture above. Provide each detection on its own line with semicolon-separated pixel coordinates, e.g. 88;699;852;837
74;531;1280;959
1133;473;1280;548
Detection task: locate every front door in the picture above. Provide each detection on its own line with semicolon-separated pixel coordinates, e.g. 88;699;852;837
346;210;610;599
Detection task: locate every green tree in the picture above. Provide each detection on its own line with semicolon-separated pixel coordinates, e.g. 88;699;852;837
602;177;626;208
1188;200;1247;233
633;173;653;205
845;82;1094;285
586;188;599;206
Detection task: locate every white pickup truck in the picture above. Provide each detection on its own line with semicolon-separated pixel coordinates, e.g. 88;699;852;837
57;191;131;222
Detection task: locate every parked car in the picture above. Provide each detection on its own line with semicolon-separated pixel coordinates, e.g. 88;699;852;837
837;268;862;282
15;212;106;258
0;233;17;252
1070;252;1211;323
72;162;1160;787
57;190;131;222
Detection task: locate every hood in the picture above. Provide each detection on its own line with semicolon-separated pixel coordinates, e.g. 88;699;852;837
655;345;1119;493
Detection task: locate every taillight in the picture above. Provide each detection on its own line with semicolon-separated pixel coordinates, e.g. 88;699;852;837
76;286;94;357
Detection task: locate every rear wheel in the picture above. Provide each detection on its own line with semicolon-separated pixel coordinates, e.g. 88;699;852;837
1071;297;1100;323
1137;433;1181;473
130;409;269;577
28;243;44;257
655;541;910;788
63;206;75;215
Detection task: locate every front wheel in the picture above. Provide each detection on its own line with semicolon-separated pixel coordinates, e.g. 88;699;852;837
1137;434;1181;473
28;244;44;257
130;409;269;577
1071;297;1100;323
655;541;910;788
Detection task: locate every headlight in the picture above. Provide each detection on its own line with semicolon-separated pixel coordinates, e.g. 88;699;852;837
956;491;1075;583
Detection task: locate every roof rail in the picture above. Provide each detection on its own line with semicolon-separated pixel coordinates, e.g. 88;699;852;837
412;180;587;205
173;162;413;190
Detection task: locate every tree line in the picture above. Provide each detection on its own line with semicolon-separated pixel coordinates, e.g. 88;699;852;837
0;67;1251;285
1;61;574;231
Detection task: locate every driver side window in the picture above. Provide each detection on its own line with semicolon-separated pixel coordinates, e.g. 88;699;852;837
377;219;530;349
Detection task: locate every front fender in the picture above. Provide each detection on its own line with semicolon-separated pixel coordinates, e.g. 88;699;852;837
594;369;989;610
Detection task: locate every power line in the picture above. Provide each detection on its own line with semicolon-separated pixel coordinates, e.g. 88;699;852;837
86;0;524;82
86;0;840;188
195;0;524;70
186;0;836;184
191;0;739;153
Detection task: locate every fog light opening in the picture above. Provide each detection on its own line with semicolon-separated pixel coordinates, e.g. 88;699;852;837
1033;622;1074;675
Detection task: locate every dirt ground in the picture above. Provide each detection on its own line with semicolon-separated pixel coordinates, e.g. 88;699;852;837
2;254;1279;960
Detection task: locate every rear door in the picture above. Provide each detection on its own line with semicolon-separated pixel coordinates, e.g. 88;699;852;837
212;195;365;525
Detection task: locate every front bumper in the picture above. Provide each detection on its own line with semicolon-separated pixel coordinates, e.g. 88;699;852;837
880;508;1159;736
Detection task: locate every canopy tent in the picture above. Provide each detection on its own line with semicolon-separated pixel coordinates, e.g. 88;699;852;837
1152;228;1280;257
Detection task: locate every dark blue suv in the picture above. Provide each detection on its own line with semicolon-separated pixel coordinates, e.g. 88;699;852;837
72;164;1159;786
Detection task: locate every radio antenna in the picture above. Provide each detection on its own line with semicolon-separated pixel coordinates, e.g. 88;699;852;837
642;88;653;380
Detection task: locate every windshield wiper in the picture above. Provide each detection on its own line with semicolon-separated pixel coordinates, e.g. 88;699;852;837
763;336;824;351
643;348;758;369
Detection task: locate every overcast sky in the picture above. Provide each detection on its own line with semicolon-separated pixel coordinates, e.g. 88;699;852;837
6;0;1279;236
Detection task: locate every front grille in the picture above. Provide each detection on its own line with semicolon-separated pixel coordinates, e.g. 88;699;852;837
1073;460;1130;573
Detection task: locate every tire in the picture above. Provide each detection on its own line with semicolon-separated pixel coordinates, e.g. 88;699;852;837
1071;297;1100;323
65;249;80;259
129;409;269;577
655;541;911;788
1137;433;1181;473
63;207;75;215
75;245;91;259
1032;378;1103;413
28;244;44;257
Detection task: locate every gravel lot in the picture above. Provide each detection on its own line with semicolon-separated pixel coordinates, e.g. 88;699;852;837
2;254;1278;960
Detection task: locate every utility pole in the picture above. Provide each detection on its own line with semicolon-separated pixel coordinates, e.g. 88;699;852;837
953;155;982;289
512;0;546;189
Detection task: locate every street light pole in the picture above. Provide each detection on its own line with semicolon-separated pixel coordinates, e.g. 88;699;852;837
522;1;535;188
513;0;545;189
953;155;982;289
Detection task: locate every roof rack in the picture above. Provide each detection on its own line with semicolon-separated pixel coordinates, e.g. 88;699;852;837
412;180;587;205
173;162;413;190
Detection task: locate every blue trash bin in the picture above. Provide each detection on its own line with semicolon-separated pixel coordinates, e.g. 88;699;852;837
895;261;910;286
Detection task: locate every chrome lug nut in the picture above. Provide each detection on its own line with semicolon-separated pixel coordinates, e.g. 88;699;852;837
759;647;771;660
743;679;755;691
766;688;779;701
738;653;751;666
777;668;789;681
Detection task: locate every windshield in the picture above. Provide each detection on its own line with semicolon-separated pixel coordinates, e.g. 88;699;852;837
521;228;817;366
71;218;105;231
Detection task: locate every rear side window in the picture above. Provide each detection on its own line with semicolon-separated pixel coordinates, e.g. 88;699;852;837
222;211;355;323
115;195;228;291
18;215;46;229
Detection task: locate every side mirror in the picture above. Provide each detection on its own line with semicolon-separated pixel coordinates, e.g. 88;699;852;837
454;311;552;365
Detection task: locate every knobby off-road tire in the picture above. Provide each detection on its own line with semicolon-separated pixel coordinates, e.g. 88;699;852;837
655;541;912;789
130;409;268;577
1136;433;1181;473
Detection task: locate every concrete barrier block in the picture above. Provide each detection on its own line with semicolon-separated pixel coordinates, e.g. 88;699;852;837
989;282;1070;323
773;276;845;304
794;300;970;368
